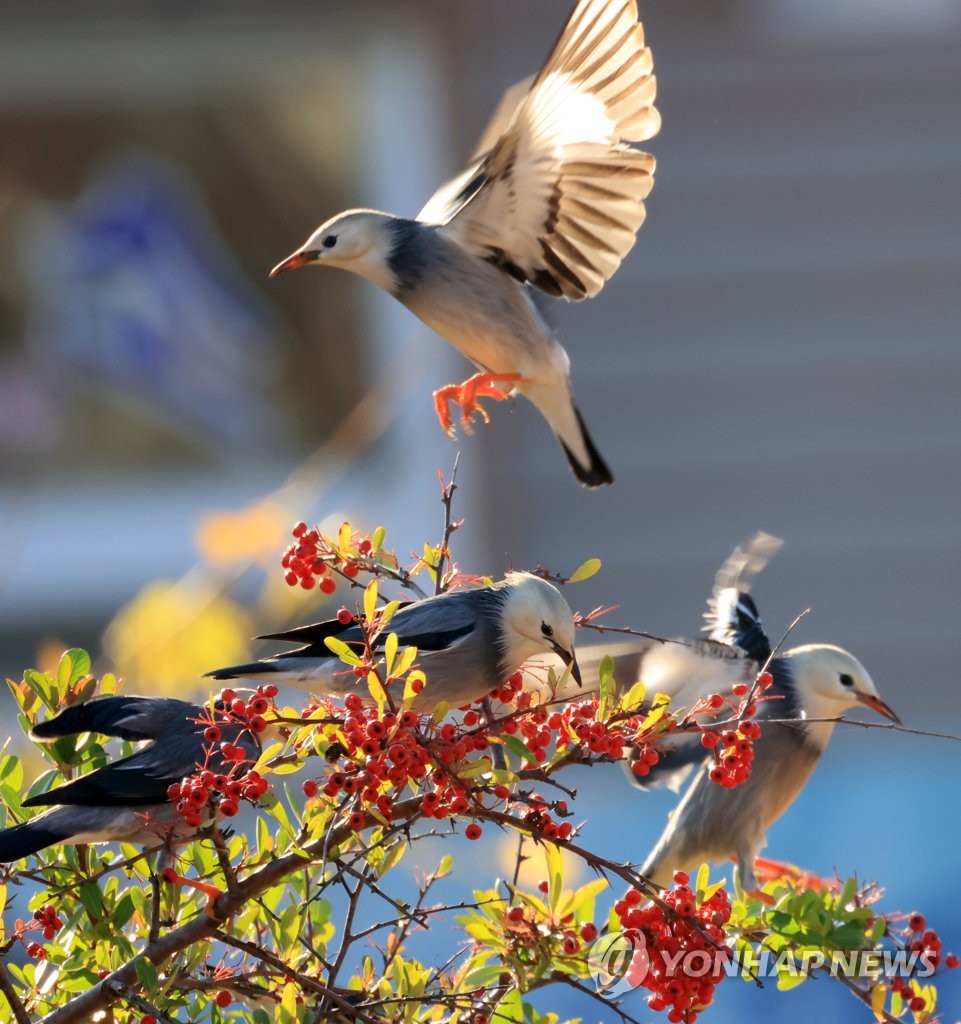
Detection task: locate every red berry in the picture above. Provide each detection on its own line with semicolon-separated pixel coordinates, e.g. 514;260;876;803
757;671;774;688
580;922;598;942
302;780;318;798
507;906;525;923
538;880;549;894
349;811;366;830
909;914;926;932
262;684;278;698
215;990;232;1008
946;954;960;969
284;570;298;587
219;689;236;703
141;1017;157;1024
673;870;690;885
337;608;353;625
732;683;748;696
219;799;239;817
465;823;483;840
320;576;336;595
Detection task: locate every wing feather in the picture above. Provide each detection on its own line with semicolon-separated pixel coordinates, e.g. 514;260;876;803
419;0;659;300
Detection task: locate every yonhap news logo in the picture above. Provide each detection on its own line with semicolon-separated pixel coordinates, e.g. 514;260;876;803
586;935;937;992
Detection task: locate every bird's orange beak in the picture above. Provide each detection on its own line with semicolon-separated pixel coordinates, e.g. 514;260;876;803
855;692;901;725
269;250;314;278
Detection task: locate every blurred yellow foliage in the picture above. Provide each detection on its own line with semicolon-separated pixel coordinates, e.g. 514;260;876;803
499;835;584;891
103;579;253;697
194;500;290;568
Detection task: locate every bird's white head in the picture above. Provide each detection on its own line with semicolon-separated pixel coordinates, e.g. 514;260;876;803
499;572;581;686
784;643;899;724
270;209;399;292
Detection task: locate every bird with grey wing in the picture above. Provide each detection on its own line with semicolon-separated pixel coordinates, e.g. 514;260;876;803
0;696;262;863
520;533;899;890
270;0;660;487
208;572;580;711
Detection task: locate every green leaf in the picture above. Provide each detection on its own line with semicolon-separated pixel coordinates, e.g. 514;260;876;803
569;558;601;583
620;680;647;711
133;957;159;993
63;649;91;686
502;734;539;766
323;637;362;667
78;882;105;918
111;893;136;931
545;842;564;914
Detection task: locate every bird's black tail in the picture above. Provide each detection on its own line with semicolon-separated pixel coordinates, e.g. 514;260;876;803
558;406;614;488
0;817;68;863
205;663;277;681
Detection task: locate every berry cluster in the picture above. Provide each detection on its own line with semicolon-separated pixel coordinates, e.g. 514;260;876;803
702;722;760;788
281;521;372;592
167;686;276;825
300;693;499;836
901;914;959;976
15;904;64;959
503;887;599;959
615;871;731;1023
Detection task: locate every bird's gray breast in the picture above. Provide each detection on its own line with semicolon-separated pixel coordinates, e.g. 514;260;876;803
386;221;551;371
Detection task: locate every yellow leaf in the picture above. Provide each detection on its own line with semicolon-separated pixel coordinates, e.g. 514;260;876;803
620;680;647;711
384;632;398;676
393;645;418;680
338;521;351;553
569;558;602;583
870;983;887;1020
404;670;426;705
364;580;378;624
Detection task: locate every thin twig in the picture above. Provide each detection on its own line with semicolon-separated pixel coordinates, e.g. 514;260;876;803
434;457;462;596
0;957;32;1024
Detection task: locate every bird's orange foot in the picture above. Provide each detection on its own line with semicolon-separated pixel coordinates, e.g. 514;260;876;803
753;856;838;893
433;372;524;438
161;867;224;918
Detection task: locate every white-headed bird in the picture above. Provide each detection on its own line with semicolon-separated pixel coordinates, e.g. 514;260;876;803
522;533;899;889
208;571;580;710
271;0;660;487
0;696;262;863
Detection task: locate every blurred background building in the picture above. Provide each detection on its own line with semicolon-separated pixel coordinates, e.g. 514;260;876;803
0;1;959;1019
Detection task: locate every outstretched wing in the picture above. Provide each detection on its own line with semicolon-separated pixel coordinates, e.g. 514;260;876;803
420;0;659;301
703;533;783;663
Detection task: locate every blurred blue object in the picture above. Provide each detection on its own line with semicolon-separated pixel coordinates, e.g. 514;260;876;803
19;150;288;453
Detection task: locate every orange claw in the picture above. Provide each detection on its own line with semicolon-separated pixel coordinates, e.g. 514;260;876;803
433;372;524;438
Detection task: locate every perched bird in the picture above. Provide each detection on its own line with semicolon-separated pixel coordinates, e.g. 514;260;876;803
0;696;261;863
522;533;899;889
208;571;580;710
270;0;660;487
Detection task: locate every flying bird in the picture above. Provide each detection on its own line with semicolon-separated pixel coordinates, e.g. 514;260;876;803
208;571;580;710
0;696;262;863
271;0;660;487
522;533;899;890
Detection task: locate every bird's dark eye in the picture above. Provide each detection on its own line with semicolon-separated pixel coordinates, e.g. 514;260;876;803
541;622;554;639
322;235;337;249
839;673;854;688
